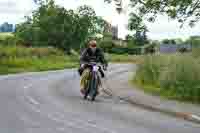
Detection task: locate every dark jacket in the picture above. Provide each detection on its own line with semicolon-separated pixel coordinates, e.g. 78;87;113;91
80;48;108;66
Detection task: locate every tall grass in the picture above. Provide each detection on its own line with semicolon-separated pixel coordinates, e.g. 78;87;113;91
0;45;78;75
134;53;200;103
0;56;78;75
0;45;64;58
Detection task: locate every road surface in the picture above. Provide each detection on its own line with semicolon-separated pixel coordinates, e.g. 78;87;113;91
0;64;199;133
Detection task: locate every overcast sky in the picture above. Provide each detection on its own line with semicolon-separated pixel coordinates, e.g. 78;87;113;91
0;0;200;40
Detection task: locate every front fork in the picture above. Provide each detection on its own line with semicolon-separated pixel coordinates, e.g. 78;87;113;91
90;71;100;96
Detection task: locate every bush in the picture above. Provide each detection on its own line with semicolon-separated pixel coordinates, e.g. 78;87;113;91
109;47;142;55
99;40;114;52
134;54;200;103
127;41;136;48
109;47;127;54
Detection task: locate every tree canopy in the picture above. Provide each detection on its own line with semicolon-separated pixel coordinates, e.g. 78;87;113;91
33;0;200;28
16;0;107;53
106;0;200;28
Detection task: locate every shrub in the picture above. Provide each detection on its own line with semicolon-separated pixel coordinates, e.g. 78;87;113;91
99;40;114;52
109;47;142;55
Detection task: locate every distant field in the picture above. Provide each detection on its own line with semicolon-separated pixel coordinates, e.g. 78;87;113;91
0;32;13;40
0;32;13;35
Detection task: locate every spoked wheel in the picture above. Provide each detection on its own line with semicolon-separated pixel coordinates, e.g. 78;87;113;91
83;72;92;100
82;66;101;101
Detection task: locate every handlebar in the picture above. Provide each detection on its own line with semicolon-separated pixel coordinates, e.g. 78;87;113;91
81;62;107;71
81;62;102;66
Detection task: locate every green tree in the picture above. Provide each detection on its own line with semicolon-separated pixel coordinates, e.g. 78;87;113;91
128;12;144;31
16;0;106;53
190;36;200;47
162;39;170;44
76;5;97;48
125;34;134;41
94;16;108;34
105;0;200;27
34;0;200;26
175;38;184;45
125;34;136;48
171;39;176;45
134;26;148;46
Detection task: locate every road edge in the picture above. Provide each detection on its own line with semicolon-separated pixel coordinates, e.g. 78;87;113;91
117;95;200;124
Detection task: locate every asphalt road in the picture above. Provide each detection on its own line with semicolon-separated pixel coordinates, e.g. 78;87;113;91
0;64;199;133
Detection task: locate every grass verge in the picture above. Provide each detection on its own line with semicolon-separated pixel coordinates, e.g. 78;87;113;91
0;45;143;75
0;56;78;75
0;46;78;75
133;53;200;104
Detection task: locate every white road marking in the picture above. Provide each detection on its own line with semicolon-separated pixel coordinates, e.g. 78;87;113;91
26;95;40;105
23;84;33;89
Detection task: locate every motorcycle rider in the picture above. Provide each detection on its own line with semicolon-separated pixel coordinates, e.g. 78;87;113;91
78;39;108;94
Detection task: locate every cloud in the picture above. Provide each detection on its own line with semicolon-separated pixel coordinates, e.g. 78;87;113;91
0;0;199;40
45;0;200;39
0;0;18;13
0;0;36;24
145;15;200;40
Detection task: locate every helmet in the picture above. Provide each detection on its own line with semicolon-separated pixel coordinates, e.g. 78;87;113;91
88;40;97;53
88;40;97;48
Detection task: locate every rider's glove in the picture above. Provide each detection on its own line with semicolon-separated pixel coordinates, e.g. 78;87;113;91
81;64;85;68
